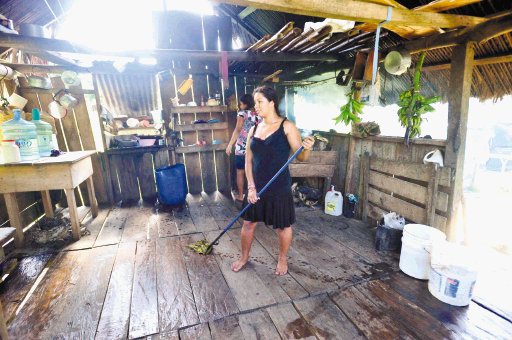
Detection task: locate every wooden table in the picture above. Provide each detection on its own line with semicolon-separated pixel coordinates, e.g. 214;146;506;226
0;151;98;246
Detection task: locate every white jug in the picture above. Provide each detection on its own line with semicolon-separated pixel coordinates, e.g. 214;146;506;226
325;186;343;216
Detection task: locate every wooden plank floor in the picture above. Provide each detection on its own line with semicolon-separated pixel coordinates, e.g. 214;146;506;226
1;191;511;339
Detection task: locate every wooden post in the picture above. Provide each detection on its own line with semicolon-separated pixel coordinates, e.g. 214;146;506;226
65;188;81;241
361;152;370;222
344;84;362;196
159;72;175;165
426;164;440;227
0;299;8;340
3;193;23;247
445;42;474;241
41;190;54;218
86;177;99;218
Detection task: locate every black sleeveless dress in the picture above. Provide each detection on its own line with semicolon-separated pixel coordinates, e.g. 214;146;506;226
242;118;295;229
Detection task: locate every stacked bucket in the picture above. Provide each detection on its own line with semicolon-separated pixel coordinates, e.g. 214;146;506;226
399;224;478;306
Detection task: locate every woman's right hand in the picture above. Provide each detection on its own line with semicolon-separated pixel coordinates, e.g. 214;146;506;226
226;143;233;155
247;188;259;204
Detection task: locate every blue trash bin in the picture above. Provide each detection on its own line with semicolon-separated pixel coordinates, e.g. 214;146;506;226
155;163;188;205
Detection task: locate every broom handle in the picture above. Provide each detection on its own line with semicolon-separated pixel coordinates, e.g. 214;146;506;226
207;146;305;249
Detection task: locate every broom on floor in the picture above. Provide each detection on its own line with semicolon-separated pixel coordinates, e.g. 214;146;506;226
188;145;305;255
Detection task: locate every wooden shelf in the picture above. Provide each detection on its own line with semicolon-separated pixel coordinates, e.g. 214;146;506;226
105;145;167;155
175;122;227;132
175;143;228;154
170;105;227;114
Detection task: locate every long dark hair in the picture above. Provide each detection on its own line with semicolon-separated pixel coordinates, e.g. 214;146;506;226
253;86;280;116
239;93;255;109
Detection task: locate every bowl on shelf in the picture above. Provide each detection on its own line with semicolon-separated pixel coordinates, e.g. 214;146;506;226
138;138;156;147
126;118;140;128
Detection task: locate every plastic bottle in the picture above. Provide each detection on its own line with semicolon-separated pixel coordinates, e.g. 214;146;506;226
0;140;21;163
1;109;39;161
324;185;343;216
31;108;53;156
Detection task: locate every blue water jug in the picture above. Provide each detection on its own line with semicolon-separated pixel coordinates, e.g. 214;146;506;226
156;163;188;205
31;108;53;156
2;109;39;161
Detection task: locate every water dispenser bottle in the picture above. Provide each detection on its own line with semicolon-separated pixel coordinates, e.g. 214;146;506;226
31;108;53;156
2;109;39;161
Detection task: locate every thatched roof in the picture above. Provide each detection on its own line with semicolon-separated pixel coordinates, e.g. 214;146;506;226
217;0;512;103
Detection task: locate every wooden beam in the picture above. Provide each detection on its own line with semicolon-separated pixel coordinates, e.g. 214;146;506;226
32;51;81;67
358;0;482;39
0;62;163;75
403;13;512;53
445;42;474;241
413;0;482;13
361;1;406;10
211;0;486;28
0;33;339;63
284;58;354;80
238;6;258;19
422;53;512;72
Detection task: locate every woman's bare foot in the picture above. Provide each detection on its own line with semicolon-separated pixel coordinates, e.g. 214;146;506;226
235;194;244;201
275;258;288;276
231;258;248;272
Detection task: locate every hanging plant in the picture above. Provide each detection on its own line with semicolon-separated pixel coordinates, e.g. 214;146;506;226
333;86;364;126
397;52;439;145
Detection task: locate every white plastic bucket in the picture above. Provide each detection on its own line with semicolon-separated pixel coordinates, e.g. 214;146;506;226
428;241;478;306
399;224;446;280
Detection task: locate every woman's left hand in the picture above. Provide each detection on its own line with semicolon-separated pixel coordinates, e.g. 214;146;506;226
302;136;315;151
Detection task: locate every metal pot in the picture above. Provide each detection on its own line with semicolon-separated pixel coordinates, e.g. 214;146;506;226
54;90;78;109
19;24;50;38
28;75;52;89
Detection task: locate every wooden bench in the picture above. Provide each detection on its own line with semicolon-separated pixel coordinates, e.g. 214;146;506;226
360;153;451;231
289;151;338;196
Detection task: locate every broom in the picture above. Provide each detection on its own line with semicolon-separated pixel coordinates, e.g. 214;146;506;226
189;145;307;255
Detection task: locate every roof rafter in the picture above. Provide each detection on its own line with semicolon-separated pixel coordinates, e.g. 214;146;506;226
210;0;486;28
358;0;483;38
422;53;512;72
402;13;512;53
0;32;340;63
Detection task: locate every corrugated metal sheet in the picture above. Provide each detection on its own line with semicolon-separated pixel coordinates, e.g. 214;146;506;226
94;74;162;117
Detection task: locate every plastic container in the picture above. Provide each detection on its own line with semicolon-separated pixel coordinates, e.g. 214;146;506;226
324;185;343;216
428;241;478;306
399;224;446;280
375;223;403;252
0;109;14;140
31;108;53;156
2;109;39;161
0;140;21;163
155;163;188;205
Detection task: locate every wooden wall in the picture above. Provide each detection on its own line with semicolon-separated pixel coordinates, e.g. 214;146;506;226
321;132;450;231
104;147;169;204
160;65;249;195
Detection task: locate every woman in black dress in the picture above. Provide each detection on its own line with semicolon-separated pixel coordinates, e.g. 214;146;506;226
231;86;315;275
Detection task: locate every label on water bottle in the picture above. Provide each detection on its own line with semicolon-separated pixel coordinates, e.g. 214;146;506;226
326;202;335;212
15;138;39;159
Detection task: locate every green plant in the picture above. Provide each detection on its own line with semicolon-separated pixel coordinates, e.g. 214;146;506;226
334;87;364;126
397;52;439;144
